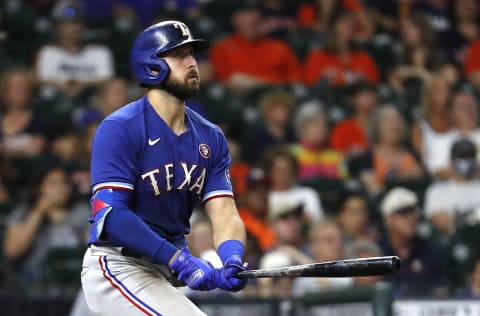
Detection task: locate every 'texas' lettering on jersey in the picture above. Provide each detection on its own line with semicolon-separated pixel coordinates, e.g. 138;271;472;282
141;162;206;196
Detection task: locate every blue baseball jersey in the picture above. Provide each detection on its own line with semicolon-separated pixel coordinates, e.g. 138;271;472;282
88;96;233;247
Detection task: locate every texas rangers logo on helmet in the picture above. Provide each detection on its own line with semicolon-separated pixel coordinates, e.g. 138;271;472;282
199;144;210;158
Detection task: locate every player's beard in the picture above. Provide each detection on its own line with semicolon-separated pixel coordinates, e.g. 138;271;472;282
162;70;200;100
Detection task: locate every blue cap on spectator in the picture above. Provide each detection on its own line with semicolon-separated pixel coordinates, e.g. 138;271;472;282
52;0;84;21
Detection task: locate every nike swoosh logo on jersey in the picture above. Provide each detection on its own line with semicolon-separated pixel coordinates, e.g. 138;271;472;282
148;138;160;146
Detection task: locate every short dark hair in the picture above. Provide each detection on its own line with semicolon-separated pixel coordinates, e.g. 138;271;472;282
262;146;299;175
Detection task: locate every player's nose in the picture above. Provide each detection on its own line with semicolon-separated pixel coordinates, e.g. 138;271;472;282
185;53;198;68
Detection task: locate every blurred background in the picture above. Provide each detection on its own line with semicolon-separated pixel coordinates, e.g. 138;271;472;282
1;0;480;315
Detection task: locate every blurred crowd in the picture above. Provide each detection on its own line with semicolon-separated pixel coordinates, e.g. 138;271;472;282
1;0;480;304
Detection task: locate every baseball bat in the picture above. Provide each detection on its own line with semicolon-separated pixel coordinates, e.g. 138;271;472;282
236;256;401;279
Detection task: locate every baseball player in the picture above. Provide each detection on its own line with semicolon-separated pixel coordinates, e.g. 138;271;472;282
81;21;248;316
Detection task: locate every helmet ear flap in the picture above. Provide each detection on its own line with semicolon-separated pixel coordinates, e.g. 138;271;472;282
146;59;170;84
133;57;170;85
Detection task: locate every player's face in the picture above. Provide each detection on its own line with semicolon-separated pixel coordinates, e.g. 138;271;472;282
162;44;200;100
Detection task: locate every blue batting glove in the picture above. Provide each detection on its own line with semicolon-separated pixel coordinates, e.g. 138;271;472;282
213;257;248;292
213;240;248;292
169;248;217;291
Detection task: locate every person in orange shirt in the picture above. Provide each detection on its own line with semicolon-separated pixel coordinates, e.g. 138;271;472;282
238;168;276;252
209;2;301;93
303;9;379;87
371;105;424;190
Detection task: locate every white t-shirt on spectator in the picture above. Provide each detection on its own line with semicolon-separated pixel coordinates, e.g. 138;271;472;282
36;44;114;82
269;186;323;222
424;180;480;217
420;120;458;174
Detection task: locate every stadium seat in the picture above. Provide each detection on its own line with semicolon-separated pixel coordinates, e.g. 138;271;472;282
42;246;86;295
448;225;480;289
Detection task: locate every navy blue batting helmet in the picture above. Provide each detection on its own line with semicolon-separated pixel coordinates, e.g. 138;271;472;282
131;20;209;85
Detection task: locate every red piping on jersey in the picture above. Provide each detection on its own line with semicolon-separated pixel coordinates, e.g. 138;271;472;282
98;256;155;316
203;194;234;203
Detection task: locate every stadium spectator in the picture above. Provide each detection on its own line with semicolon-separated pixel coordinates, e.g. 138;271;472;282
3;166;90;288
444;0;479;68
412;0;451;34
293;220;353;295
451;89;480;152
330;82;377;156
227;137;251;196
379;187;448;296
330;82;379;194
303;9;379;87
0;66;50;193
258;0;298;40
238;168;276;252
290;101;348;181
268;202;307;249
424;139;480;237
243;90;296;164
257;250;296;298
366;0;404;34
209;1;301;93
0;66;47;159
336;191;378;246
92;78;131;118
346;240;384;286
258;198;314;298
264;147;323;222
371;105;424;190
390;12;442;85
464;37;480;92
411;74;456;178
35;0;114;97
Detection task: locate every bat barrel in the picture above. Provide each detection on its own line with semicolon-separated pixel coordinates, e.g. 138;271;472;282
237;256;402;279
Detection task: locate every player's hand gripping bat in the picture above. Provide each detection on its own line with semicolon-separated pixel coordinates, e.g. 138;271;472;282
236;256;401;278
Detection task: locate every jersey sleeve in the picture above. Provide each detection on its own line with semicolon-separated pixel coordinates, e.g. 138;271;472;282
90;120;138;192
202;130;234;202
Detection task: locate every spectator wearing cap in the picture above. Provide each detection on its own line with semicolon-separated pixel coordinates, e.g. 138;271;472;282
243;90;296;164
379;187;447;296
303;9;379;87
257;250;296;298
424;138;480;237
263;146;323;223
209;1;301;93
238;168;276;252
35;0;114;97
290;101;348;181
